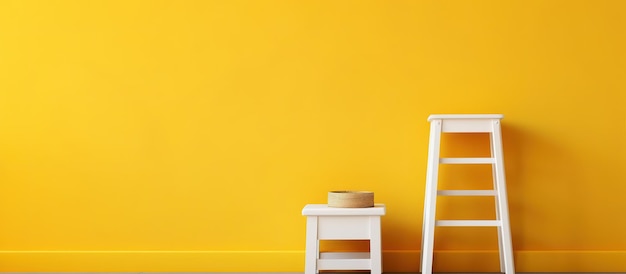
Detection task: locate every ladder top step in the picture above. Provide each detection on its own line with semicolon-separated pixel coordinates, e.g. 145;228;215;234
428;114;504;121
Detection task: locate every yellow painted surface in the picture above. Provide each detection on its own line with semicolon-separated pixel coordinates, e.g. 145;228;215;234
0;0;625;271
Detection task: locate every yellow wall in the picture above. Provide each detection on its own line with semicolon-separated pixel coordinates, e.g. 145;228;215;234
1;0;625;272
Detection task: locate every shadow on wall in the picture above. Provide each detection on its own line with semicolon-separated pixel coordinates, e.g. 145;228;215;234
307;121;590;272
414;121;587;272
502;123;588;270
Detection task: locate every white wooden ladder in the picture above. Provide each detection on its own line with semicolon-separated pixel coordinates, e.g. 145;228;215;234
421;114;515;274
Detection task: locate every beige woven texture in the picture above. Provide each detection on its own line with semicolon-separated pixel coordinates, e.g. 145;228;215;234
327;191;374;208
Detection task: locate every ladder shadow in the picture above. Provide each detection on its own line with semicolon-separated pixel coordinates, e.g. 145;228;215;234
501;123;588;270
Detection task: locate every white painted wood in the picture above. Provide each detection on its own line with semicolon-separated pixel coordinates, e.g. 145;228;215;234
318;216;371;240
491;119;516;274
428;114;504;121
317;259;370;270
302;204;385;216
429;114;504;132
421;119;442;274
304;216;319;274
421;114;515;274
491;124;505;273
320;251;370;259
370;215;383;274
303;204;385;273
436;220;501;226
318;252;371;270
442;119;495;132
439;157;495;164
437;190;497;196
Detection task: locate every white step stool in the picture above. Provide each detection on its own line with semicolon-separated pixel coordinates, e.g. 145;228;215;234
421;114;515;274
303;204;386;274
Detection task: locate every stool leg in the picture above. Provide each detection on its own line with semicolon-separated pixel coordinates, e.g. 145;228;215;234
305;216;319;274
370;216;382;274
421;119;442;274
490;130;506;273
492;120;515;274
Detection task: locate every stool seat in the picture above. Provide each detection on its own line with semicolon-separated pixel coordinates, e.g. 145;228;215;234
303;204;386;274
302;204;386;216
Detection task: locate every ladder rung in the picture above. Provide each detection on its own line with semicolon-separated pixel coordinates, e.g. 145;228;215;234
439;157;494;164
436;220;501;227
437;190;497;196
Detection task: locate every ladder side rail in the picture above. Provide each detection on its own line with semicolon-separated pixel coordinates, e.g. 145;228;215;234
490;123;506;273
492;119;516;274
421;119;443;274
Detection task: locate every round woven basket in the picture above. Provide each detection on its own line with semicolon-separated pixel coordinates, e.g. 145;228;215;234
328;191;374;208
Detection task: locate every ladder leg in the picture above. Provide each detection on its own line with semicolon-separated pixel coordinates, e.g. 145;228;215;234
490;131;505;273
491;120;515;274
421;119;442;274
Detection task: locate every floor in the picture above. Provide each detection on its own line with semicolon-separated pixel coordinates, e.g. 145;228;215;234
4;272;625;274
